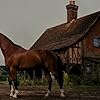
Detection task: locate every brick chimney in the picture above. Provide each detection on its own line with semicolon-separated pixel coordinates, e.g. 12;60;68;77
66;0;78;23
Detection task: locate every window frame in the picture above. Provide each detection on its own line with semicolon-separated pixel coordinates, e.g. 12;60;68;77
93;36;100;48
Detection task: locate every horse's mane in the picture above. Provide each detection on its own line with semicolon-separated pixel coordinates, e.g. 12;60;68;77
14;44;25;50
0;33;15;45
0;33;25;50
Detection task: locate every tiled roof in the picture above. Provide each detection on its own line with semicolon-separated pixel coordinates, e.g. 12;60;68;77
30;11;100;51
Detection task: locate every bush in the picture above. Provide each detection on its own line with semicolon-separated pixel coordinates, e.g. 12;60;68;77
17;71;48;86
0;67;8;81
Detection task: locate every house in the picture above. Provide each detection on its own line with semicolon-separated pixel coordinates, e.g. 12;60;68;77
30;0;100;80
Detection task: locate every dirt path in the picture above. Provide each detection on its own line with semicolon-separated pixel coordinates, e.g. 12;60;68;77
0;84;100;100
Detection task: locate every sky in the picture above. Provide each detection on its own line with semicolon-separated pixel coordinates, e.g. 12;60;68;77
0;0;100;65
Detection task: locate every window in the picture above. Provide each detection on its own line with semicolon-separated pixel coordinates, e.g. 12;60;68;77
93;37;100;47
73;42;81;48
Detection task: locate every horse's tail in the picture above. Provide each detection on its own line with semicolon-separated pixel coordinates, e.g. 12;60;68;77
56;55;66;73
56;55;64;88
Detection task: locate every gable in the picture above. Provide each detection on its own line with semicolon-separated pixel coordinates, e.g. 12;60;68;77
30;11;100;51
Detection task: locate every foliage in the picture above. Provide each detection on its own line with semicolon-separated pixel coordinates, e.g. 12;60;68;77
80;77;100;86
0;65;100;86
17;71;48;86
0;65;8;81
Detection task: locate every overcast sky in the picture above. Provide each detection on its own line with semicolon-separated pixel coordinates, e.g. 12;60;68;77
0;0;100;64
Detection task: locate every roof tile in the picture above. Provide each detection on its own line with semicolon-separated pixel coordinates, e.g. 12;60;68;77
30;11;100;50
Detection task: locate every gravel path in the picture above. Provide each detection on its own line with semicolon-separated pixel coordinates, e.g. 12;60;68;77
0;84;100;100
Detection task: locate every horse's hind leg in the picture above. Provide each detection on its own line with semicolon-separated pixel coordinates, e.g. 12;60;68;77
57;72;65;97
59;80;65;97
45;75;52;97
52;71;65;97
44;71;52;97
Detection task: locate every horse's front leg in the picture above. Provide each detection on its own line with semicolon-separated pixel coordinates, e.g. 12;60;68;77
9;80;19;98
12;80;19;98
9;68;19;98
9;79;14;97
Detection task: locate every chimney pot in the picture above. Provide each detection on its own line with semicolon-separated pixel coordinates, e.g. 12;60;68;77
66;0;78;22
69;0;75;5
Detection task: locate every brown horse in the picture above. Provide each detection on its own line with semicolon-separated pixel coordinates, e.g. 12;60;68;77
0;33;65;98
0;33;34;77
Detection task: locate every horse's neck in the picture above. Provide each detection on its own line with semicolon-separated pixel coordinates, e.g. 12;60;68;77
0;37;18;59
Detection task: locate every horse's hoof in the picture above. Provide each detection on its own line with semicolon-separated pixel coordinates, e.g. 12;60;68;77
61;94;65;98
13;94;18;99
10;93;13;97
45;93;49;97
45;90;51;97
